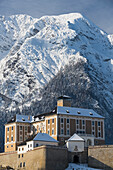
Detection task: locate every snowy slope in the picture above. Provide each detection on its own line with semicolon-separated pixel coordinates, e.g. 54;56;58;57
0;13;113;103
0;13;113;150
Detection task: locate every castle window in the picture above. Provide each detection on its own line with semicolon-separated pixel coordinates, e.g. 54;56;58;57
83;126;85;129
20;126;22;130
48;129;50;135
20;162;22;167
98;121;101;127
30;144;32;147
35;128;37;132
92;121;95;126
11;126;13;131
52;119;54;124
76;120;79;125
67;129;69;135
52;128;54;135
82;120;85;125
22;148;24;151
92;131;95;135
48;119;50;124
23;162;25;167
7;127;9;132
7;146;8;148
11;136;13;141
67;119;69;124
19;148;21;151
61;129;64;135
11;145;13;147
61;118;64;123
25;136;27;140
36;143;38;147
25;126;27;131
7;137;9;142
20;136;22;141
18;155;20;158
22;154;24;157
98;132;101;137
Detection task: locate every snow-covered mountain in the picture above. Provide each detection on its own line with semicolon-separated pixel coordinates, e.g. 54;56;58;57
0;13;113;151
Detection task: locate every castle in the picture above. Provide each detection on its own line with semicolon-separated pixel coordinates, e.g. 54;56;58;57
5;95;105;153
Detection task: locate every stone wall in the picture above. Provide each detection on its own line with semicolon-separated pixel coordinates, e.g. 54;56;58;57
0;145;68;170
88;145;113;170
0;151;17;169
68;148;88;164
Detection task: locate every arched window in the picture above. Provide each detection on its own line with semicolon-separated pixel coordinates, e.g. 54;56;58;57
87;139;92;146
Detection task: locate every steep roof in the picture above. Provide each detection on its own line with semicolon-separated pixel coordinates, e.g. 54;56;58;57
67;133;84;141
57;106;104;118
33;133;58;143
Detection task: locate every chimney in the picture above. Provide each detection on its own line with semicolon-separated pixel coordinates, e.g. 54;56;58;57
28;116;30;120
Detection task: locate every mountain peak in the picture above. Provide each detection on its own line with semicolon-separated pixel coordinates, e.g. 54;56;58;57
0;13;113;149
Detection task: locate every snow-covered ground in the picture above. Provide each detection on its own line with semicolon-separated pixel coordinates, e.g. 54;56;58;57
66;163;102;170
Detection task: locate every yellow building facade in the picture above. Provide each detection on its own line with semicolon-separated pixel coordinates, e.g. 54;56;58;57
5;95;105;152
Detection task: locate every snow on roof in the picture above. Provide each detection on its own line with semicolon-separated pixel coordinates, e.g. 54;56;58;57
57;106;104;118
33;133;58;142
67;133;84;141
16;114;32;123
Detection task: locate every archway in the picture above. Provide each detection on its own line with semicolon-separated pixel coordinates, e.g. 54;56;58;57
73;155;79;163
87;139;92;146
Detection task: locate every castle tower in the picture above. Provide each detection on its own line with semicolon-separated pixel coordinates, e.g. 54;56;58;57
57;95;71;107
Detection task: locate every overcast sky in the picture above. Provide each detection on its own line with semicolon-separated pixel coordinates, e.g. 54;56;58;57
0;0;113;34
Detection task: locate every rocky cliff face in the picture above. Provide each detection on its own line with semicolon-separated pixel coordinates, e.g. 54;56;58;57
0;13;113;151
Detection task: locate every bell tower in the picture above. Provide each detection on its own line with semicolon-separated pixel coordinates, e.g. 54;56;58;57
57;95;71;107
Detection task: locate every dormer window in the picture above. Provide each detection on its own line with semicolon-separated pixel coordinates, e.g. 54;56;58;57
22;118;25;121
66;110;70;113
89;112;93;115
77;111;81;114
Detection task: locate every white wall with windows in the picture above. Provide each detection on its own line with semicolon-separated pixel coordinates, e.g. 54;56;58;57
18;139;58;154
17;145;28;154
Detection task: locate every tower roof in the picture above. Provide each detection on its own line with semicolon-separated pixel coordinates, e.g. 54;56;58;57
57;95;71;100
67;133;84;141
